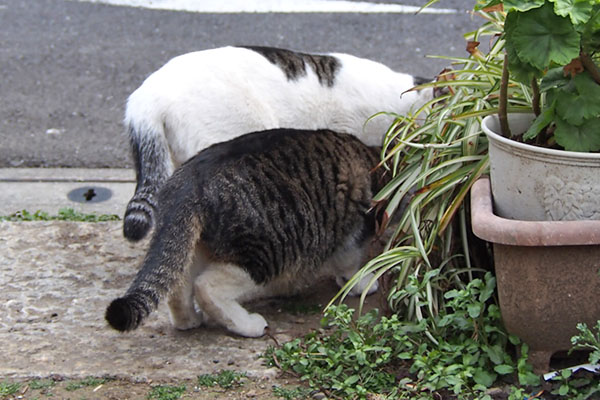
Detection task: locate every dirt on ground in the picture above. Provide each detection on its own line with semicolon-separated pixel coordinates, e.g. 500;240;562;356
3;376;313;400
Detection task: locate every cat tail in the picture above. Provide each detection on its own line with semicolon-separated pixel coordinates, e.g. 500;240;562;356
123;116;174;242
107;204;201;331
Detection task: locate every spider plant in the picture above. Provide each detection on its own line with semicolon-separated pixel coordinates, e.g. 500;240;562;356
331;8;533;332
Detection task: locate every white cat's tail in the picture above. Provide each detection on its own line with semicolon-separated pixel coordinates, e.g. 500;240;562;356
122;117;174;242
107;199;201;331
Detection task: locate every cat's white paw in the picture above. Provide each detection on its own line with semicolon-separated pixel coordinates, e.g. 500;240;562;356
232;313;268;338
171;310;204;331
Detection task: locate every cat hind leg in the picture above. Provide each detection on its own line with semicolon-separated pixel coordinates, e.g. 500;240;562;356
167;259;205;330
167;280;205;331
193;263;267;338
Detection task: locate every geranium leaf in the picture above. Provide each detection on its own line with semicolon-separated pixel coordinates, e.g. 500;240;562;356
504;0;544;12
555;72;600;125
555;90;587;125
511;2;581;71
524;103;555;140
552;0;594;25
505;41;541;84
554;115;600;151
504;12;542;83
540;67;571;92
581;9;600;51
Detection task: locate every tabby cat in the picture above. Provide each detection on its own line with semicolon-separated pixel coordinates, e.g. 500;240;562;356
123;45;431;241
106;128;386;337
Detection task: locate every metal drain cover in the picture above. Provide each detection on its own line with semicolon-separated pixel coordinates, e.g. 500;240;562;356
67;186;113;203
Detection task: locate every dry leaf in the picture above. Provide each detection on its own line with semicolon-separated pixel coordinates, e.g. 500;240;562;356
564;58;584;78
482;4;503;12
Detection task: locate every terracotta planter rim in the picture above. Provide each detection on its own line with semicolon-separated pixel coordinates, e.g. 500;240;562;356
471;177;600;246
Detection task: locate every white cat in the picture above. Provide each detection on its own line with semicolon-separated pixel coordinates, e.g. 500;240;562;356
123;46;432;241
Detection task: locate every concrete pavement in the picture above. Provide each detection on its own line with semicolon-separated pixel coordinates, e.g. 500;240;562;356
0;168;382;381
0;168;135;217
1;220;359;381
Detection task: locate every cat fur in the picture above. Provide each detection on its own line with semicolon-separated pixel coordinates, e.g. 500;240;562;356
107;128;386;337
123;46;431;241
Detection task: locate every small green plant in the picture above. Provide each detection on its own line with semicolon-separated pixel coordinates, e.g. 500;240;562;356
548;369;588;398
272;385;311;400
196;370;246;389
0;208;120;222
269;273;540;399
65;377;107;391
571;320;600;364
0;382;20;397
29;379;56;390
147;384;186;400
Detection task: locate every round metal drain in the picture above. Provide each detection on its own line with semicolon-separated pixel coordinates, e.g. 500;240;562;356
67;186;113;203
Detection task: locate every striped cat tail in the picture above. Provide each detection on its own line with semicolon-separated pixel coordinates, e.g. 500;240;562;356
123;116;174;241
105;290;157;332
107;202;201;331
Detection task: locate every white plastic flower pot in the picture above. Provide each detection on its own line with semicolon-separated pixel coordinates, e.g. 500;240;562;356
481;113;600;221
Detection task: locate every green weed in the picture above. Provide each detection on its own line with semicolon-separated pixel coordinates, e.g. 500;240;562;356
29;379;56;390
196;370;246;389
269;273;600;399
0;208;120;222
0;382;20;397
147;384;186;400
268;273;575;399
571;320;600;364
272;385;311;399
65;377;108;391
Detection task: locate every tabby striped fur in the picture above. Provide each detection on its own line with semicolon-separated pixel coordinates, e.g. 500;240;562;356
107;128;385;337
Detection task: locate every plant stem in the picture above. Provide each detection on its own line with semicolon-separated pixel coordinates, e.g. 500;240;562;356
531;77;540;117
499;54;511;138
580;52;600;85
531;77;546;146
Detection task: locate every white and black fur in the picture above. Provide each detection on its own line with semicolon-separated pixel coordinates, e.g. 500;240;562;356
123;46;432;241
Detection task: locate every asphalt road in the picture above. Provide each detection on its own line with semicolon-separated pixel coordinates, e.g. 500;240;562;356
0;0;480;168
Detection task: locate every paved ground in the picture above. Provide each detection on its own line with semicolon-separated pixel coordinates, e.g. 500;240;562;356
0;167;385;393
0;219;382;382
0;168;135;216
0;168;382;384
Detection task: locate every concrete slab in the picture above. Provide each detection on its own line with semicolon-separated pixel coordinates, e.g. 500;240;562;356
0;221;380;381
0;168;135;216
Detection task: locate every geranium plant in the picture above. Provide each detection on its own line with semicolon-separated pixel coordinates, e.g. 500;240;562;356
478;0;600;151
